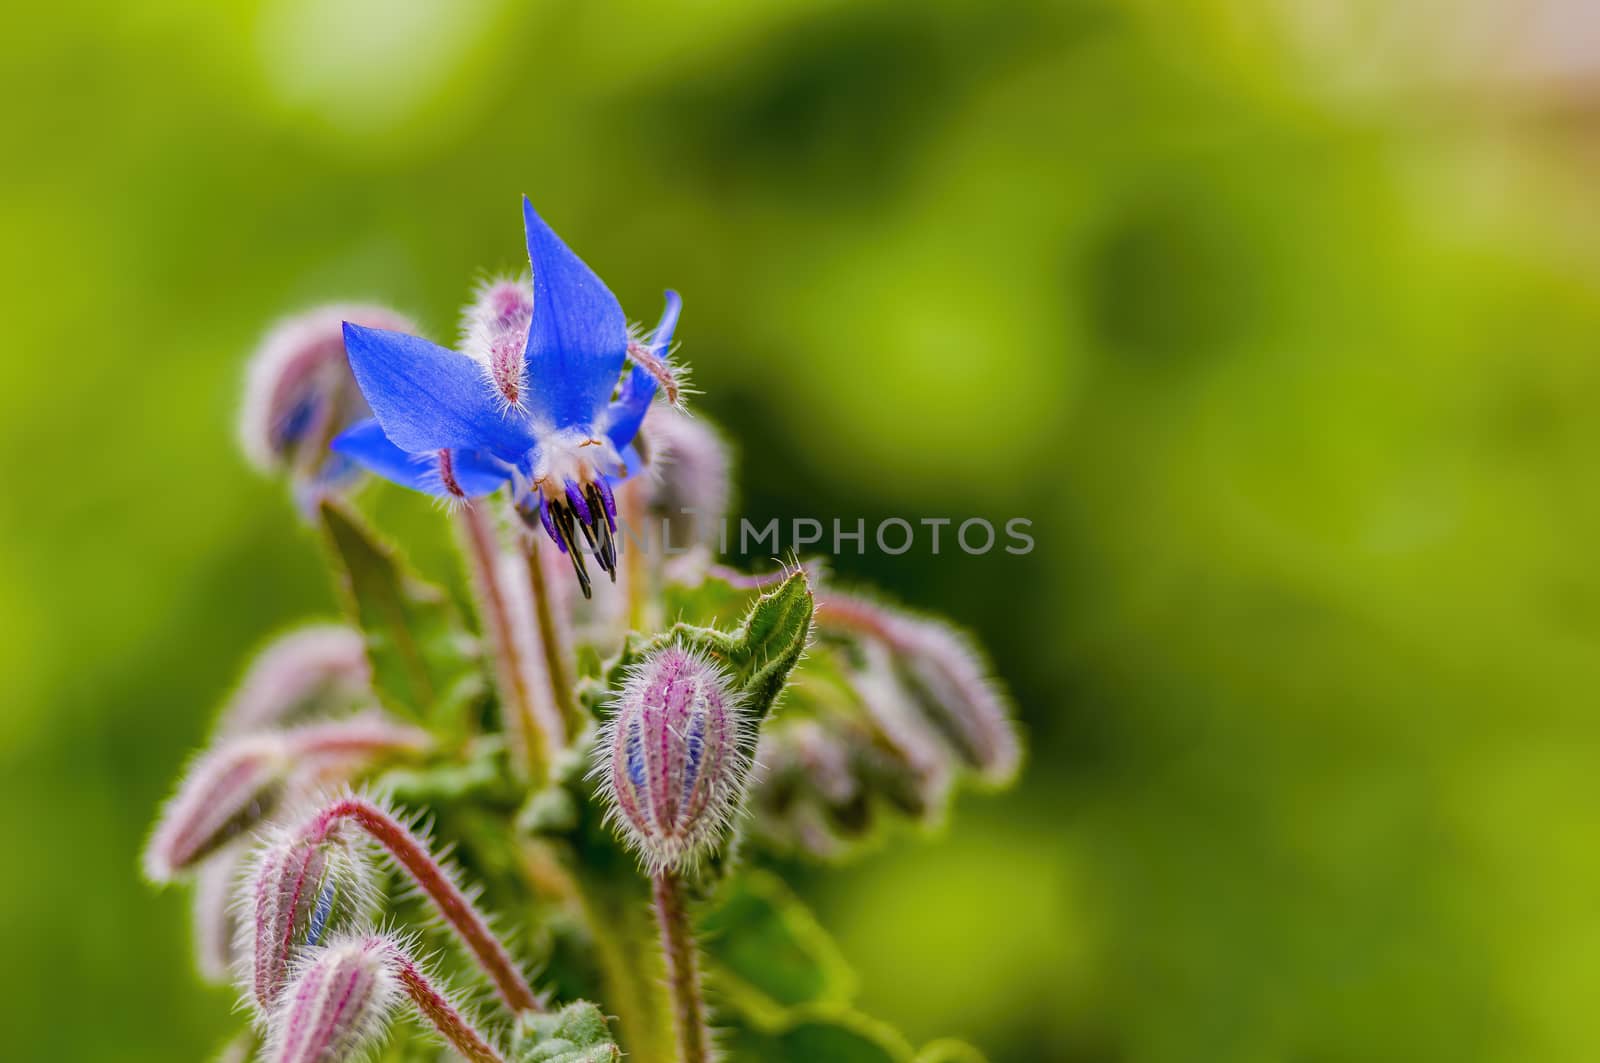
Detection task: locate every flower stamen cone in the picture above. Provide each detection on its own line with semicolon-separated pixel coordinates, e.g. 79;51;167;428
593;646;752;873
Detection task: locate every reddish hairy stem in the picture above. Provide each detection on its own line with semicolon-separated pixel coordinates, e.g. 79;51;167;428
652;871;710;1063
306;798;540;1014
380;941;507;1063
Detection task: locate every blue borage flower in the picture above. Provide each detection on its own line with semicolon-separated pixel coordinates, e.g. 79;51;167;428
331;198;682;597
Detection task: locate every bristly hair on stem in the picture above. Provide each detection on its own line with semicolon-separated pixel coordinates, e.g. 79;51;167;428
266;930;509;1063
653;871;713;1063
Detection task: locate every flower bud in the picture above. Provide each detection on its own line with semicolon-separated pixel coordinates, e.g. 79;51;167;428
819;594;1021;785
216;625;371;737
267;935;398;1063
239;304;416;485
144;734;290;883
893;618;1021;785
244;825;379;1015
595;646;752;872
460;276;532;409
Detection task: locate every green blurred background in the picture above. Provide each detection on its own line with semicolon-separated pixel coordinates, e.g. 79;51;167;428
6;1;1600;1060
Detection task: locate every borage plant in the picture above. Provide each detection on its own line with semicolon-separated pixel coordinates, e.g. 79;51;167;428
146;199;1023;1063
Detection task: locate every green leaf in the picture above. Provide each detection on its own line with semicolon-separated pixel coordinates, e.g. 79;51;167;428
511;999;623;1061
720;1007;913;1063
593;569;814;725
701;870;856;1024
731;570;816;722
318;499;481;724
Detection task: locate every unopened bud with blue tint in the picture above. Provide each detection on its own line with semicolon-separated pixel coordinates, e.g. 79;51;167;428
240;304;417;501
243;823;380;1016
266;935;399;1063
593;646;752;873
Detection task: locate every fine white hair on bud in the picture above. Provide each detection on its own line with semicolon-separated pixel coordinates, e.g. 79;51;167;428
592;645;753;873
215;625;371;737
241;822;381;1018
893;618;1022;786
460;275;533;410
144;734;291;884
266;935;400;1063
240;304;417;473
818;594;1022;786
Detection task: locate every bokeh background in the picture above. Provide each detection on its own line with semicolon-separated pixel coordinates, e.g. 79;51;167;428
6;1;1600;1060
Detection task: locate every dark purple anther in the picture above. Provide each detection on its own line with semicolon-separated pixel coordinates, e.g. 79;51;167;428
593;476;617;529
564;479;591;526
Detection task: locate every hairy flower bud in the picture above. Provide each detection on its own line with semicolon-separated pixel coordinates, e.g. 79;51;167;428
244;825;379;1015
819;594;1021;785
267;935;399;1063
145;734;290;883
594;646;752;872
892;619;1021;785
216;625;371;737
460;276;533;409
240;304;416;481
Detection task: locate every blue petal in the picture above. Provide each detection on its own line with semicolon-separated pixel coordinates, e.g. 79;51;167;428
331;419;512;499
601;291;681;452
521;197;628;429
343;323;534;459
615;443;644;481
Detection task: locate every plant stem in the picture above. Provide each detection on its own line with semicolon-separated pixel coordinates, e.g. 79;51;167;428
306;797;541;1014
456;501;561;783
652;871;711;1063
525;538;582;735
377;937;508;1063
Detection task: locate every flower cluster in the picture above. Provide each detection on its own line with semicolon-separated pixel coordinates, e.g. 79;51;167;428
150;198;1022;1063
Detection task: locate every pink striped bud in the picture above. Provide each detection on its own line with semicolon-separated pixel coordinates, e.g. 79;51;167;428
892;618;1021;785
594;646;752;872
460;276;532;409
216;626;371;737
267;935;399;1063
244;825;379;1016
144;735;290;883
819;594;1021;785
240;304;416;475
